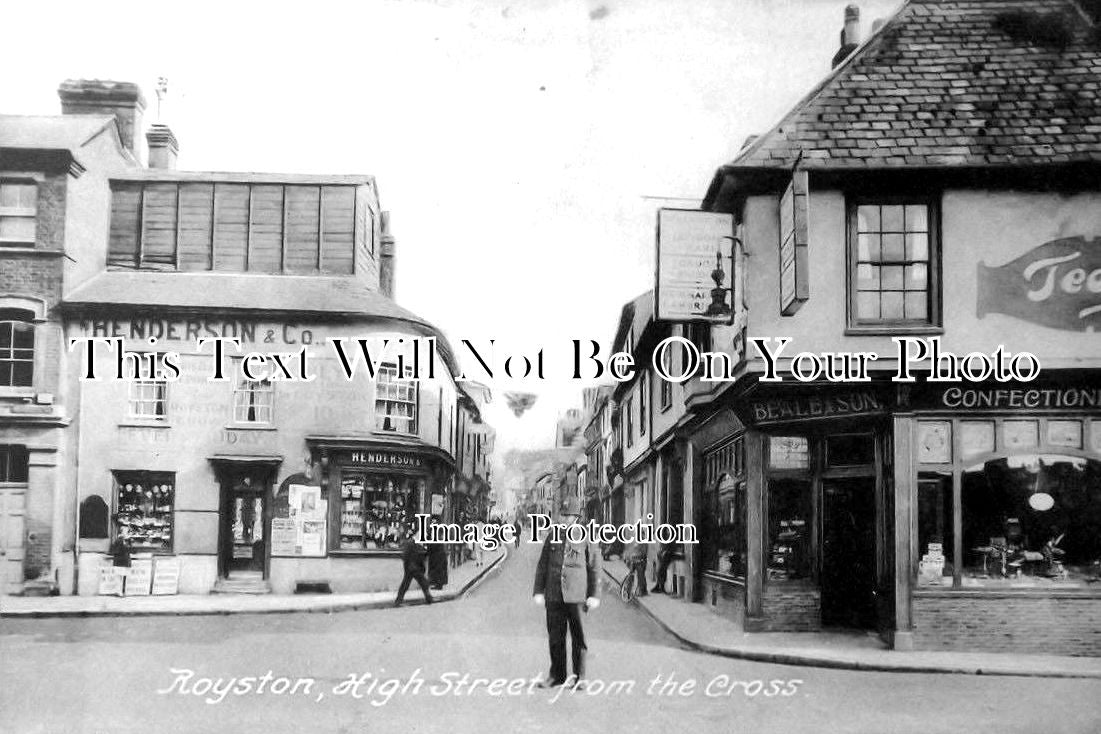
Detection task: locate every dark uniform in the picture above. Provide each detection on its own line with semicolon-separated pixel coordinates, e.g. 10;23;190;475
395;535;433;606
533;500;601;685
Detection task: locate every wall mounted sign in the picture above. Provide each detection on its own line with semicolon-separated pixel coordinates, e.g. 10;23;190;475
908;383;1101;411
747;390;888;425
778;168;810;315
977;235;1101;331
347;451;425;468
656;208;735;322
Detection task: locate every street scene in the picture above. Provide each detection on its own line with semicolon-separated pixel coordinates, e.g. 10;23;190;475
3;542;1101;734
3;0;1101;731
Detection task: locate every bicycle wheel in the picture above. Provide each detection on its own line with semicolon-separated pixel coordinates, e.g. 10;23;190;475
619;571;635;602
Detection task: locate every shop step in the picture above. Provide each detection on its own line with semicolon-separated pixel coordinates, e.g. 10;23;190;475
212;575;272;595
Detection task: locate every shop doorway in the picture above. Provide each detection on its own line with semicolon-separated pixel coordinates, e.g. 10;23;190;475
218;466;273;578
821;477;877;628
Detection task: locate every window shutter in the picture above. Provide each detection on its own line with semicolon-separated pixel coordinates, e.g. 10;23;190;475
213;183;249;271
177;183;214;271
285;186;320;273
320;186;355;274
141;183;178;266
108;184;142;266
248;185;284;273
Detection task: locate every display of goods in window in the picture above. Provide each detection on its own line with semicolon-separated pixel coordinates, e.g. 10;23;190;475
115;481;173;551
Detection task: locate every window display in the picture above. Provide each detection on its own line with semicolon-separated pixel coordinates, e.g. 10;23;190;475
339;474;424;550
113;472;174;552
960;455;1101;587
703;438;746;578
767;478;811;580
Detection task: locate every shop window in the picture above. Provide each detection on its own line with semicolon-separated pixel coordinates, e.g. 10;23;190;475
374;363;417;434
0;309;35;388
769;436;809;470
826;433;875;467
0;180;37;247
0;444;29;482
705;473;746;578
79;495;110;539
959;455;1101;588
113;471;174;553
233;377;274;424
916;473;953;586
767;478;812;580
848;199;939;330
338;474;425;550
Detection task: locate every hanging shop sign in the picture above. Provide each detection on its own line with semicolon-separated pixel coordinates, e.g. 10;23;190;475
656;208;736;322
778;168;810;316
346;451;425;469
977;235;1101;332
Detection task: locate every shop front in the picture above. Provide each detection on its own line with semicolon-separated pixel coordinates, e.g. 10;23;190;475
895;377;1101;655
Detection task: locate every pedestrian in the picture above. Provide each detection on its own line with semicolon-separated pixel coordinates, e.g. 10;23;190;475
651;541;678;594
427;516;449;590
513;519;522;549
623;538;648;597
109;522;133;597
394;524;433;607
532;496;600;688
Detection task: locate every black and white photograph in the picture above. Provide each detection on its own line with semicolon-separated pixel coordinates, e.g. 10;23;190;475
2;1;1101;732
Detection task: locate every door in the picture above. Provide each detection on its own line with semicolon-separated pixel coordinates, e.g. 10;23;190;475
219;470;269;577
821;477;877;628
0;486;26;594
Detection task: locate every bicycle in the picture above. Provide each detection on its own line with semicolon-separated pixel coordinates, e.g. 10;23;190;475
619;559;645;603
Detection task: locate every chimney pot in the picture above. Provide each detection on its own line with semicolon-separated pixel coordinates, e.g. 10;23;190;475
58;79;145;156
832;5;862;68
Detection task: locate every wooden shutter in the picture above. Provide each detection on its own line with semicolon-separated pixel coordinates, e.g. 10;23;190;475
213;183;249;271
320;186;355;274
177;183;214;271
108;184;142;266
285;185;320;273
141;183;178;266
249;185;284;273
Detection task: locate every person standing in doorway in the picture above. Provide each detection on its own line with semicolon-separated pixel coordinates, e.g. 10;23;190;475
532;496;601;688
652;541;679;593
395;524;433;607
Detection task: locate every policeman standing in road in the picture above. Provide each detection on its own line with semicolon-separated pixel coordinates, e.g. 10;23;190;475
532;496;601;688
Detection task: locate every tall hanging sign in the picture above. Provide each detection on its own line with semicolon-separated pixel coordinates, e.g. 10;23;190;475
778;165;810;315
656;208;736;322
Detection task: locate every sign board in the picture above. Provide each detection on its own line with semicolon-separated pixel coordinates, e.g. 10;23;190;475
977;235;1101;331
347;451;425;469
151;556;180;595
125;557;153;596
656;208;735;322
778;169;810;315
271;518;297;556
97;564;123;596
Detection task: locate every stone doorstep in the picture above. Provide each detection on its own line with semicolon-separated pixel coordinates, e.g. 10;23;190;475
600;562;1101;679
0;549;507;618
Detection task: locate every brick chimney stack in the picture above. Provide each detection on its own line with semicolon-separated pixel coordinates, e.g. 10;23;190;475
380;211;396;299
831;5;862;69
58;80;145;157
146;124;179;169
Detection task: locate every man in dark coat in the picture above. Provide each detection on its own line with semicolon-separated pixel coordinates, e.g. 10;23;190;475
395;525;433;606
427;516;449;590
532;496;601;687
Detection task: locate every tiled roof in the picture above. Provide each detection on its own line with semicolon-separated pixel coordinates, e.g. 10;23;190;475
731;0;1101;170
0;114;116;153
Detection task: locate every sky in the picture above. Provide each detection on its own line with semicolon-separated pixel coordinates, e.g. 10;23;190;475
4;0;901;456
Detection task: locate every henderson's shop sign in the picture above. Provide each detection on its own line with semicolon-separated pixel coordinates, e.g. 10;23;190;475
347;451;425;469
977;236;1101;331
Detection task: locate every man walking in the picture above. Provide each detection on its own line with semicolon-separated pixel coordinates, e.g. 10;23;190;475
395;524;433;607
532;496;601;688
